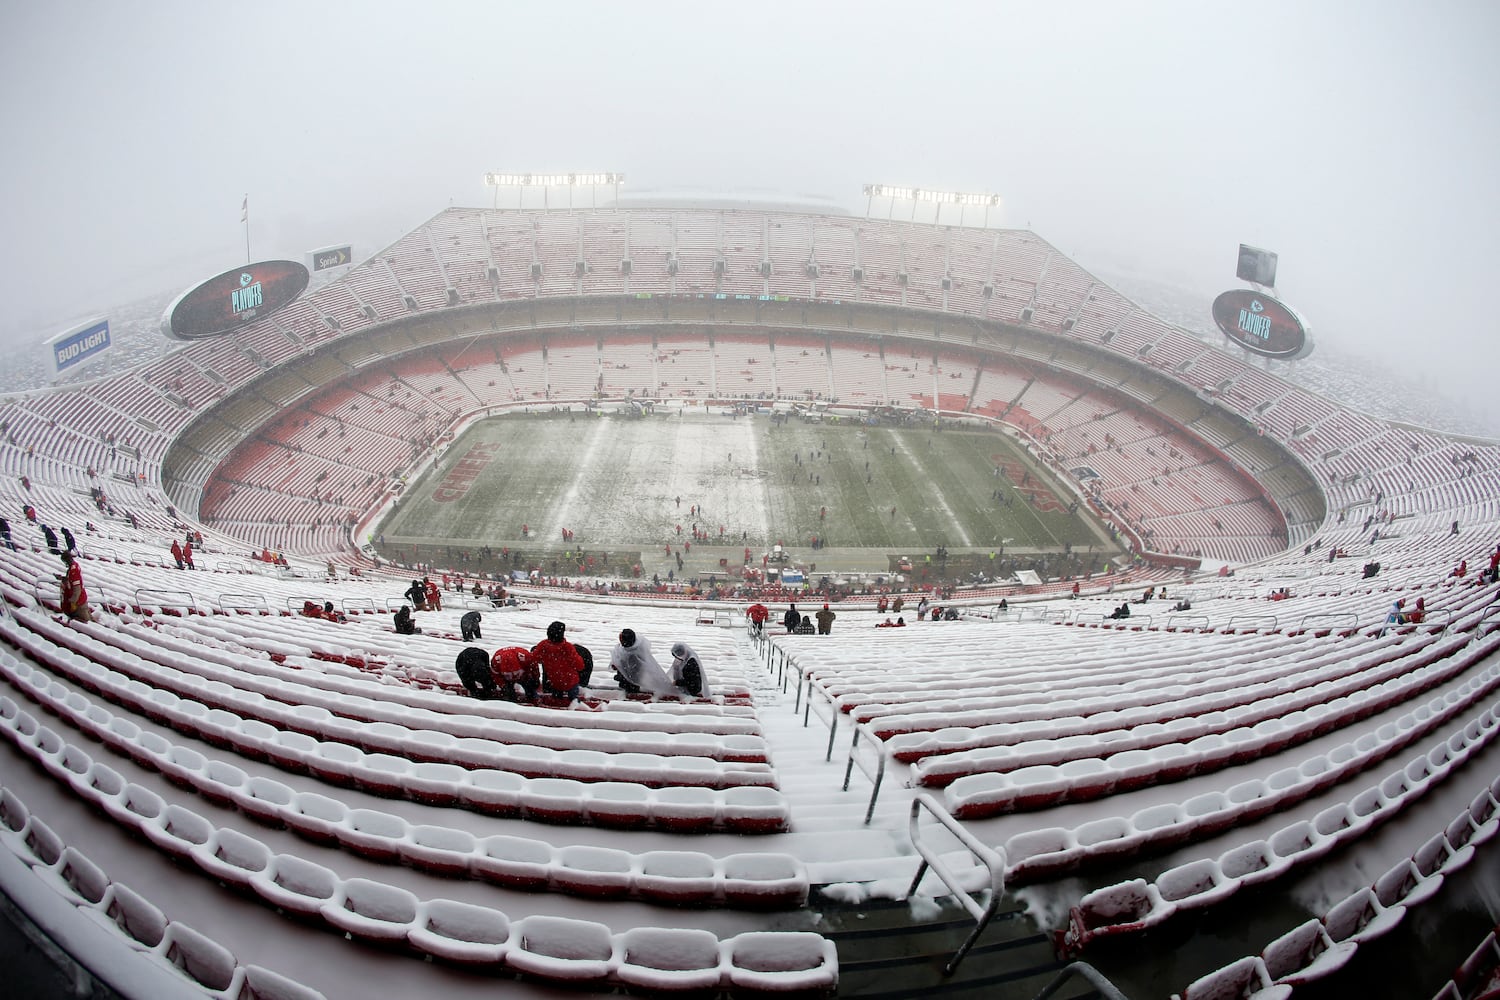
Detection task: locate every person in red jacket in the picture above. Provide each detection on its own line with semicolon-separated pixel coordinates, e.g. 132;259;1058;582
170;539;185;570
746;603;769;635
487;646;538;703
424;577;442;611
530;620;586;700
58;552;91;622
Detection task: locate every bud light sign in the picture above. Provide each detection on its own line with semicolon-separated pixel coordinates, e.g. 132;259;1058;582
48;317;112;375
1211;289;1312;360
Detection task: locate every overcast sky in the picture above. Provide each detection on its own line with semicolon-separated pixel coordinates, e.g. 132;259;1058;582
2;1;1497;423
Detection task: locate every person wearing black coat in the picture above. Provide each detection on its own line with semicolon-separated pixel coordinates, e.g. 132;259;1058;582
783;603;801;633
394;605;420;635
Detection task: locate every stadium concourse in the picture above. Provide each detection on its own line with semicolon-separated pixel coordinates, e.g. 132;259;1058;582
0;205;1499;1000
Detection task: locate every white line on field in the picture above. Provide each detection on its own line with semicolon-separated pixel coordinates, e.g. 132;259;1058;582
546;417;610;539
890;432;973;546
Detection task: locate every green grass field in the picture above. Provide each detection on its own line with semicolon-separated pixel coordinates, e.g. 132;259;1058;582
378;413;1113;570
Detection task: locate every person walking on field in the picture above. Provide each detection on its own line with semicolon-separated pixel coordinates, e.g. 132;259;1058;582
815;603;836;635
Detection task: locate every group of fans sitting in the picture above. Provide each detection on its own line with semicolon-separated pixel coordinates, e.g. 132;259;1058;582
453;619;710;705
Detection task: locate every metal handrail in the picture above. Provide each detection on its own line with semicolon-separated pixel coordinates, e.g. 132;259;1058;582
133;588;196;611
798;674;842;762
1225;613;1278;632
217;592;269;613
1032;962;1132;1000
841;721;888;824
905;792;1006;977
1297;611;1359;635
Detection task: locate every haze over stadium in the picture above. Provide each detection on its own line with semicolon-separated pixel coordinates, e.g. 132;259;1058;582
2;1;1499;430
3;4;1500;1000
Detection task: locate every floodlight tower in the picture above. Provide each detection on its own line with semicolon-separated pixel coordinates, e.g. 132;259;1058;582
483;173;626;211
863;184;1003;227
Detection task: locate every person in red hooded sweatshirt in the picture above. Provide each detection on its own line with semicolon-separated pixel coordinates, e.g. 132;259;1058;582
530;620;585;701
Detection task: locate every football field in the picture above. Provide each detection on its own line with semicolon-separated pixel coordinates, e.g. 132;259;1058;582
377;412;1113;567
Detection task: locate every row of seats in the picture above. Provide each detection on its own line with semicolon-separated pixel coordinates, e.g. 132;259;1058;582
1171;774;1499;999
0;705;837;996
0;786;324;1000
995;652;1500;885
895;628;1456;766
1429;927;1500;1000
74;611;770;764
933;630;1486;816
0;659;810;911
142;609;761;735
8;609;773;788
0;621;790;835
0;649;805;904
1068;709;1499;946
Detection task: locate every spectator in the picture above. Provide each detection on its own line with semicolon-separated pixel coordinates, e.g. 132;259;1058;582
58;551;91;622
1108;602;1131;620
424;577;442;611
488;646;538;703
815;603;836;635
1451;559;1468;579
573;643;594;688
669;642;711;698
393;605;420;635
301;600;344;622
454;647;494;699
916;597;930;621
42;524;59;553
783;603;801;633
0;516;12;550
891;596;904;614
529;620;585;700
610;628;673;696
405;579;427;611
460;610;483;642
183;540;195;570
59;526;75;554
1407;597;1427;624
746;603;769;635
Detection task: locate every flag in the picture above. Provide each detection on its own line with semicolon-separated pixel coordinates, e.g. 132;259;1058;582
240;195;248;223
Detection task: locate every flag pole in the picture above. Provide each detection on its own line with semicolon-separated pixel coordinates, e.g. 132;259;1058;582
242;194;251;262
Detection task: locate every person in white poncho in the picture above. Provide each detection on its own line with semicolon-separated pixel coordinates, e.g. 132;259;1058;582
609;628;674;695
669;642;711;698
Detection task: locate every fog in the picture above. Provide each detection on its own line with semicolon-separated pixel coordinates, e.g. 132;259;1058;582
2;1;1497;427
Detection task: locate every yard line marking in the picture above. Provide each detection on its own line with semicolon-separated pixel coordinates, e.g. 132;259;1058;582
545;417;611;538
890;433;974;547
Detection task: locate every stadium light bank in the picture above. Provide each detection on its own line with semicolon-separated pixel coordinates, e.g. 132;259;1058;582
863;183;1002;226
483;172;625;211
